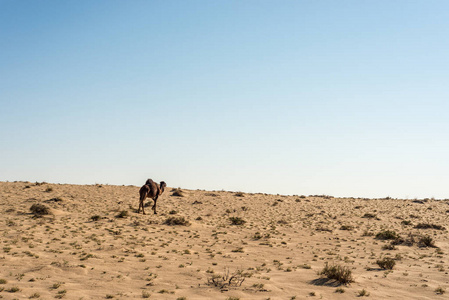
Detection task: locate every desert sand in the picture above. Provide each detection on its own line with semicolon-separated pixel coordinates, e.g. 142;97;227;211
1;181;448;299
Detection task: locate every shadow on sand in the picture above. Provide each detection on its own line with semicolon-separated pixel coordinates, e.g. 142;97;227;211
309;277;343;287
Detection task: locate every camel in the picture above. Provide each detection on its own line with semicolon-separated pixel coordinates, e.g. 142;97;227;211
138;179;166;215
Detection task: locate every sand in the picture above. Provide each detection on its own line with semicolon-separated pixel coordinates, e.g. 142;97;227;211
1;181;448;299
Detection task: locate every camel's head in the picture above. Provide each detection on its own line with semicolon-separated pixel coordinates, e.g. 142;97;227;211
160;181;167;193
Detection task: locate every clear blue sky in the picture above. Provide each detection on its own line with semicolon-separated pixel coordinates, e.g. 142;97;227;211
1;1;448;198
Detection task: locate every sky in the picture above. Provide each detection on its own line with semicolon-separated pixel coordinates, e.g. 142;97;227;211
1;1;448;199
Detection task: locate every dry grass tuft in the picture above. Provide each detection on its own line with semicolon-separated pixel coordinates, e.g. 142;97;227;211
319;263;354;285
172;188;185;197
375;230;398;240
207;268;250;289
414;223;445;230
376;257;396;270
30;203;51;216
229;217;246;226
163;216;190;226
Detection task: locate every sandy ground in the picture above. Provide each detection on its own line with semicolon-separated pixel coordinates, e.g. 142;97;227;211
1;181;448;299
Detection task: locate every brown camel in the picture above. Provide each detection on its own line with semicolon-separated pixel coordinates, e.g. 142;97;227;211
138;179;166;215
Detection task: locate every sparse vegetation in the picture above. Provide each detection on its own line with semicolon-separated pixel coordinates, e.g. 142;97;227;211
375;230;398;240
90;215;101;221
319;263;354;285
207;268;251;289
172;188;185;197
415;223;445;230
30;203;51;216
116;210;128;218
229;217;246;225
418;235;436;248
2;181;449;299
358;289;370;297
6;286;21;292
163;216;190;226
376;257;395;270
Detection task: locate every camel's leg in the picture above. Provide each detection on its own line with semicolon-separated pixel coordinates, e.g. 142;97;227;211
152;196;159;214
141;199;146;215
138;195;147;215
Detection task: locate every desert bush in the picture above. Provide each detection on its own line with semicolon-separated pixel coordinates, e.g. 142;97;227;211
234;192;245;197
418;235;436;248
376;257;395;270
229;217;246;225
382;243;396;250
163;216;190;226
206;268;250;289
171;188;184;197
45;186;53;192
30;203;51;216
375;230;398;240
340;225;354;231
205;193;218;197
358;289;370;297
414;223;445;230
435;287;446;295
169;210;178;215
90;215;101;221
6;286;21;292
401;220;412;226
319;263;354;285
335;287;345;293
46;197;64;202
362;213;376;219
116;210;128;218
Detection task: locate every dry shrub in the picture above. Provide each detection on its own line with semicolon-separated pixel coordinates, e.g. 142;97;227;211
319;263;354;285
172;188;184;197
163;216;190;226
207;268;251;289
418;235;436;248
375;230;398;240
376;257;396;270
30;203;51;216
339;225;353;231
414;223;446;230
90;215;101;221
229;217;246;226
116;210;128;218
234;192;245;197
362;213;377;219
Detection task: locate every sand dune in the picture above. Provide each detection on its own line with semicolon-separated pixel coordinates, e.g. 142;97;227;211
1;181;448;299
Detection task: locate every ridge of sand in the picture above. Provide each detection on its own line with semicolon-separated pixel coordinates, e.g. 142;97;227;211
1;181;448;299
